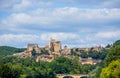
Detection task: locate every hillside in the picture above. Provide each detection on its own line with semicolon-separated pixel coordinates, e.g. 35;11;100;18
0;46;26;57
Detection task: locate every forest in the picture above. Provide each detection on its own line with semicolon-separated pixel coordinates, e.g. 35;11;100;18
0;40;120;78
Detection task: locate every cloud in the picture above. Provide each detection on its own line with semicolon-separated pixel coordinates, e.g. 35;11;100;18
1;0;120;12
40;33;79;41
0;0;52;12
102;0;120;8
95;31;120;39
0;1;120;48
1;8;120;30
53;0;120;8
0;34;40;47
0;30;119;48
0;0;18;11
0;33;79;47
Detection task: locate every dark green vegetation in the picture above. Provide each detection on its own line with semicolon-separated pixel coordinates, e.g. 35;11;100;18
0;56;56;78
100;60;120;78
40;49;49;55
0;46;26;57
71;48;108;60
89;40;120;78
80;50;107;60
100;40;120;78
0;56;96;78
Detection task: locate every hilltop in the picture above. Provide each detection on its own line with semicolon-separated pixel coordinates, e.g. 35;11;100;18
0;46;26;57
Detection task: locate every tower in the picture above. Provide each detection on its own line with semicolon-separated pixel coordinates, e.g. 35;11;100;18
49;38;61;53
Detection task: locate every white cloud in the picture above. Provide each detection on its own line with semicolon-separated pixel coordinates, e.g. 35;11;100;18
12;0;31;11
1;0;120;12
95;31;120;39
53;0;120;8
0;33;79;47
0;0;52;12
0;34;40;45
0;32;119;48
40;33;79;41
0;0;120;48
1;7;120;29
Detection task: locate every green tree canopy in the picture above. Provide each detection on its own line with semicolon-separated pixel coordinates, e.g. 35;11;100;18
100;60;120;78
0;46;26;57
104;45;120;66
113;40;120;47
0;63;23;78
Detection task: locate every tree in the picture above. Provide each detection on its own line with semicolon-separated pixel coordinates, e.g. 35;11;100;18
100;60;120;78
113;40;120;47
89;66;102;78
105;44;111;48
40;49;49;55
81;64;95;74
31;48;36;57
0;63;23;78
80;52;88;58
104;45;120;66
99;40;120;78
71;57;81;74
0;46;26;57
49;56;74;74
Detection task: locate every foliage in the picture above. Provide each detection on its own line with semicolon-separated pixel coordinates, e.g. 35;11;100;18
0;46;26;57
0;63;23;78
49;56;74;74
31;48;36;57
70;49;77;56
81;64;96;74
89;66;102;78
99;40;120;78
80;49;108;60
104;45;120;66
105;44;112;48
80;52;88;58
88;40;120;78
100;60;120;78
0;55;97;78
40;49;49;55
0;56;56;78
113;40;120;47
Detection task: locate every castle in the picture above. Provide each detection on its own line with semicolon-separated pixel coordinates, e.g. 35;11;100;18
13;44;41;58
13;38;102;64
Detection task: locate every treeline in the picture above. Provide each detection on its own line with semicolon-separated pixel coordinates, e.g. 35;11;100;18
89;40;120;78
0;46;26;57
80;50;108;60
71;49;108;60
0;56;97;78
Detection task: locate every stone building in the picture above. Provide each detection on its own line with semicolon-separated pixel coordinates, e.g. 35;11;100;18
61;45;71;55
36;55;53;62
13;50;32;58
44;45;49;51
13;44;41;58
92;46;102;51
80;57;102;65
49;38;61;53
27;44;41;53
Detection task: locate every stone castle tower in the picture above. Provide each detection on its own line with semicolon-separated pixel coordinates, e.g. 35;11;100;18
49;38;61;53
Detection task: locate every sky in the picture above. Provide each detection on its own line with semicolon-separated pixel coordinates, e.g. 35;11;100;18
0;0;120;48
